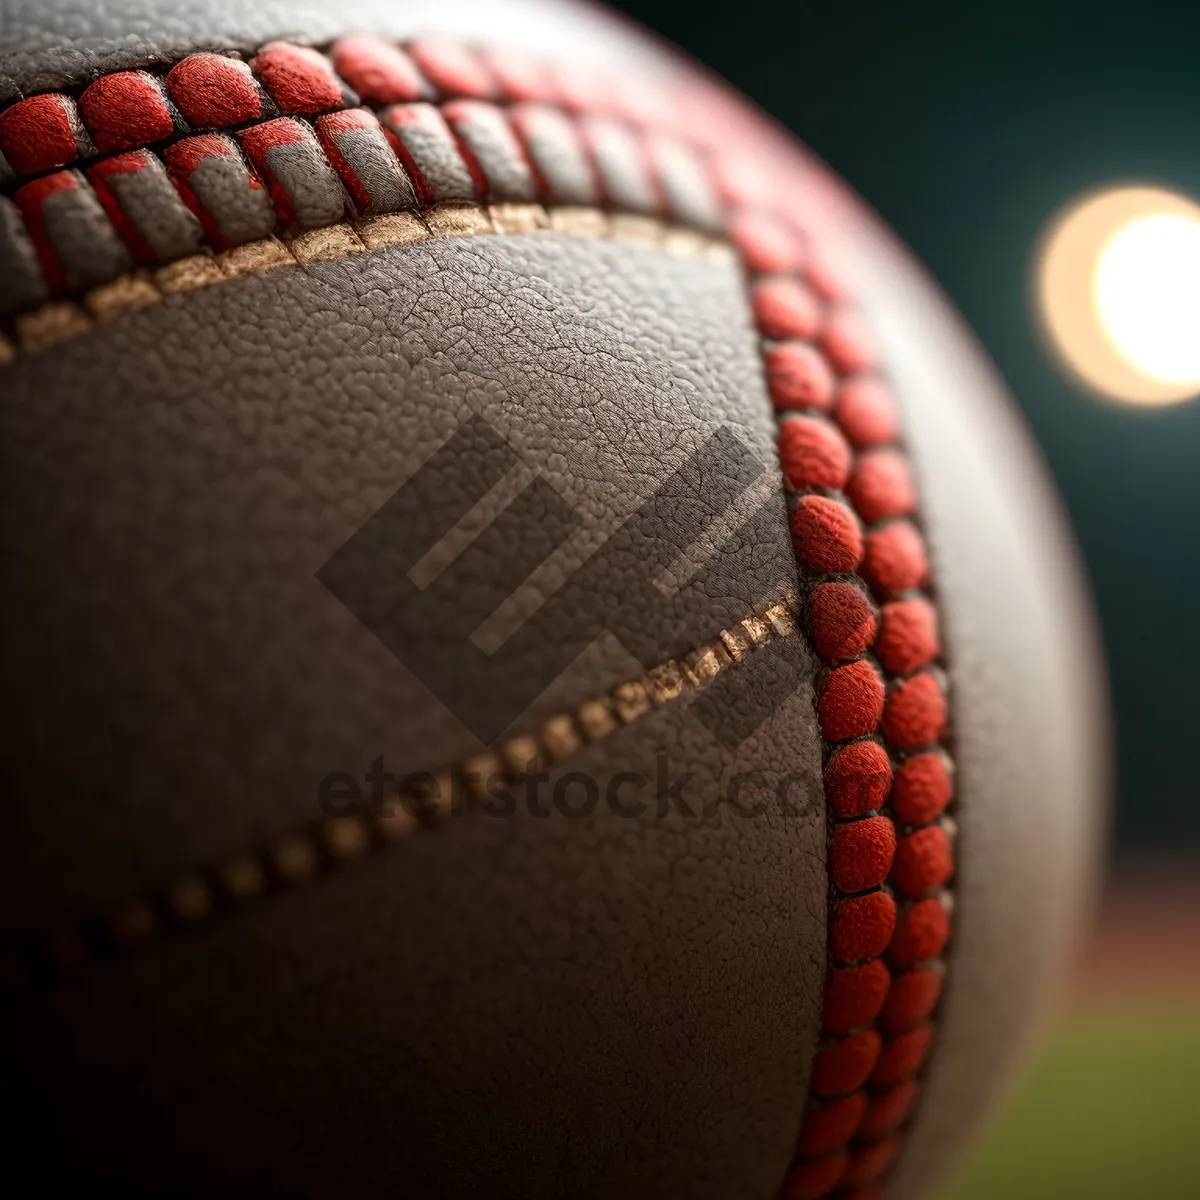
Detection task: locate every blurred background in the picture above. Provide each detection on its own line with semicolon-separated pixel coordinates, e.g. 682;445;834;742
610;1;1199;1195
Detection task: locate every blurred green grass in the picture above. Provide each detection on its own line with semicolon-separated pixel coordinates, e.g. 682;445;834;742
941;1007;1200;1200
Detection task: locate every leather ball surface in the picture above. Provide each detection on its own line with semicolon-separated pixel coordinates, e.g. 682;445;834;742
0;3;1105;1198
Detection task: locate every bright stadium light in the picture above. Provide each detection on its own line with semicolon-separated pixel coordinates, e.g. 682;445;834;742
1037;185;1200;405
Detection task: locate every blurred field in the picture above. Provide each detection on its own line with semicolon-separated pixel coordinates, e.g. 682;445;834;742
943;866;1200;1200
942;1007;1200;1199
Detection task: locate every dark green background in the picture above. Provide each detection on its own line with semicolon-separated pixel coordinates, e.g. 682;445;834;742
615;0;1200;853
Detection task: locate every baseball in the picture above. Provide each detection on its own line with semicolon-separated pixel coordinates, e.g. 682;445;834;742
0;2;1104;1197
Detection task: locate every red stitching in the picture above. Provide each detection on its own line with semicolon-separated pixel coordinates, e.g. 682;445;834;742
751;227;956;1200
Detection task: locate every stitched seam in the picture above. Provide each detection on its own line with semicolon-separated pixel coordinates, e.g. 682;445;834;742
0;40;727;334
0;41;669;190
0;36;958;1200
755;253;958;1196
2;595;799;983
0;206;732;360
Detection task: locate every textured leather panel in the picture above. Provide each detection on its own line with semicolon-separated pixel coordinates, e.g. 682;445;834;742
0;232;806;930
0;0;671;106
3;658;826;1199
0;229;829;1193
849;229;1107;1200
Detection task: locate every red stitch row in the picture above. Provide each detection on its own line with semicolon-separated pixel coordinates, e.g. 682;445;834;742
0;38;722;319
743;225;956;1198
0;37;682;183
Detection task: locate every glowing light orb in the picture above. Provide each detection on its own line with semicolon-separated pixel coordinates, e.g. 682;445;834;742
1037;185;1200;405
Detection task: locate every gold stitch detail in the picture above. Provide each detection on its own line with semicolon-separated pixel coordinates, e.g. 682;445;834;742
16;301;91;352
85;272;162;321
155;254;224;294
425;201;494;237
290;223;366;264
219;236;294;277
577;697;619;741
661;227;715;260
740;614;771;648
719;626;750;662
220;853;267;902
323;812;372;862
646;660;687;704
489;202;551;234
764;600;797;638
541;713;583;761
612;680;653;723
167;877;212;926
548;205;611;238
272;835;318;884
4;210;738;364
376;802;419;841
683;643;727;687
462;751;503;794
500;735;541;775
107;901;159;950
6;593;797;979
702;241;739;267
418;770;456;821
609;213;664;246
357;211;430;249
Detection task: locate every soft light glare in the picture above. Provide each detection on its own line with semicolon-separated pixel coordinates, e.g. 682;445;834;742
1037;185;1200;405
1093;213;1200;385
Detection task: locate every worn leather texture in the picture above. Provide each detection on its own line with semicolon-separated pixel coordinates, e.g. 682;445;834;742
5;682;827;1199
0;233;828;1197
0;233;815;924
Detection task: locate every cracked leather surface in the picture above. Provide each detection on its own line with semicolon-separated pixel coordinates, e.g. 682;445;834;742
5;668;827;1199
0;233;827;1197
0;232;811;919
